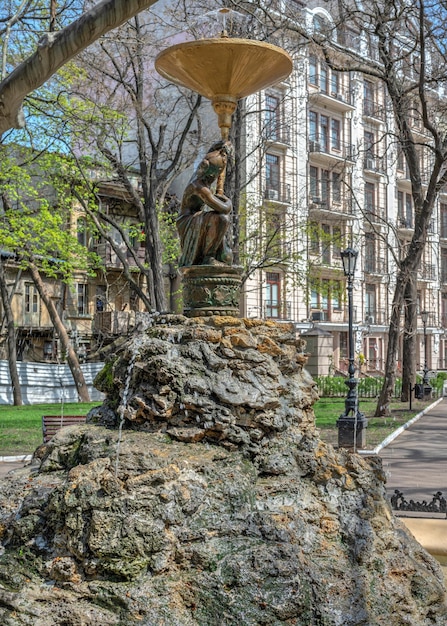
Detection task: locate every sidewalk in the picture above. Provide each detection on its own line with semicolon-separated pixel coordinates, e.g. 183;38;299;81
0;455;32;479
379;397;447;505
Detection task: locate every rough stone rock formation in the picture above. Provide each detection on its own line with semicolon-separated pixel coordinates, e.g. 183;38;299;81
0;315;446;625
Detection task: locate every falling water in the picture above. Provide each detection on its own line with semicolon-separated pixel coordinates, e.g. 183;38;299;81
114;338;141;477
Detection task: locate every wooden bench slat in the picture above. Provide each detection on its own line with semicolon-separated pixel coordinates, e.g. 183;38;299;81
42;415;86;443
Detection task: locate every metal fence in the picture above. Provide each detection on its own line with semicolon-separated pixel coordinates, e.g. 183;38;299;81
316;376;442;399
0;360;105;405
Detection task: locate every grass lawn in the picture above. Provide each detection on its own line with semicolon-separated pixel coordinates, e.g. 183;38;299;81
0;396;435;456
0;402;101;456
314;397;434;448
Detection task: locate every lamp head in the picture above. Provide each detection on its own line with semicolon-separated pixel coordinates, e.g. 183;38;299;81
420;310;429;324
340;246;358;277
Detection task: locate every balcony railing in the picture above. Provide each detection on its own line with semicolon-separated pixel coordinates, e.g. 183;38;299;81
309;139;355;161
95;242;146;269
364;205;386;222
364;259;387;274
264;300;292;320
364;309;388;325
363;99;385;120
418;263;436;281
309;194;352;215
264;184;291;204
363;154;386;173
398;215;414;229
265;125;291;144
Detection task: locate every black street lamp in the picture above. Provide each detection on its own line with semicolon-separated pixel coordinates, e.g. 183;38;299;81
420;310;431;394
336;246;368;450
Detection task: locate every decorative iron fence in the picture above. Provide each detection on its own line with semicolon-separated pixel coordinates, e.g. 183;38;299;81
315;375;444;399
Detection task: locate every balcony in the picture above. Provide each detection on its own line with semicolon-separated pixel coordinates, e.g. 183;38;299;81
363;154;386;174
309;139;355;163
264;184;291;204
418;263;436;281
363;99;385;121
309;88;355;113
94;311;136;334
364;309;388;325
94;242;146;270
398;215;414;232
264;125;291;146
264;300;292;320
364;205;386;223
309;195;352;217
364;258;387;275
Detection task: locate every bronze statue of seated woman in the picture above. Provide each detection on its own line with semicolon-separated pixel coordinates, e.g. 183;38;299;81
177;140;233;268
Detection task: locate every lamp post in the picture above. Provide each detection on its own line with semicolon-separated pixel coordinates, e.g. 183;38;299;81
336;246;368;450
420;310;431;395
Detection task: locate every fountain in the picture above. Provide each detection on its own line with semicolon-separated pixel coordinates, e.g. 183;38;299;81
0;31;446;626
155;32;292;317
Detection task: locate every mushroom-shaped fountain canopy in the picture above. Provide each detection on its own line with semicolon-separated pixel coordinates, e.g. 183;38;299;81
155;37;293;102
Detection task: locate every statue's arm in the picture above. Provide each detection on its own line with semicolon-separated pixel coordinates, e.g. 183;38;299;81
198;186;232;215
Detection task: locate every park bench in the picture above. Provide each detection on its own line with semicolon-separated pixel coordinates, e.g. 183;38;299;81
42;415;87;443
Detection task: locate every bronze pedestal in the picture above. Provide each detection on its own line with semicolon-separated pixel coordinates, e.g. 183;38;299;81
181;265;242;317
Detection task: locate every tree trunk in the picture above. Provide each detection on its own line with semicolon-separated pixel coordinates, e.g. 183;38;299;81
401;274;417;402
375;273;407;416
28;262;90;402
227;99;245;266
0;0;160;135
0;259;22;405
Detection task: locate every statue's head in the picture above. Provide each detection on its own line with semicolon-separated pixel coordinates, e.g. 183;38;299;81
196;140;234;181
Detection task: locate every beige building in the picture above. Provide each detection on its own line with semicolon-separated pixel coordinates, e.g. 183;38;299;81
241;3;444;377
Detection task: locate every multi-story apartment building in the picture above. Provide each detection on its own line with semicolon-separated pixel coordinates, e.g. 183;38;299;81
0;178;150;363
241;3;445;377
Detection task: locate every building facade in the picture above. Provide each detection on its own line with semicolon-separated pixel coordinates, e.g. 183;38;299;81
241;2;444;377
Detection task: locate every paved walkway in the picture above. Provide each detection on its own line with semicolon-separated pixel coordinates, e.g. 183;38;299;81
0;455;32;480
379;398;447;506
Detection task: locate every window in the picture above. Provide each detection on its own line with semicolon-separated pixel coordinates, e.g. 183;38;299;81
442;293;447;326
309;222;343;265
309;111;342;153
331;119;340;150
363;80;375;116
266;153;280;193
364;131;375;166
397;147;405;172
322;224;331;264
77;283;88;315
265;94;280;140
309;166;343;206
398;190;413;228
332;280;342;310
309;279;342;318
332;173;342;203
442;249;447;283
320;63;328;93
364;233;377;273
96;285;106;312
265;272;281;318
441;204;447;239
340;332;348;359
330;71;340;96
309;111;318;142
365;182;375;214
25;283;38;314
309;55;318;85
308;55;343;97
313;13;331;37
320;114;329;151
365;284;376;319
77;217;87;247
